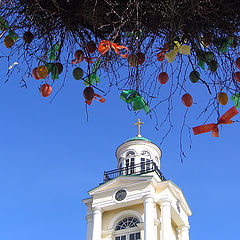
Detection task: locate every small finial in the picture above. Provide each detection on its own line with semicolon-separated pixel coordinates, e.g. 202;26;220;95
134;118;144;137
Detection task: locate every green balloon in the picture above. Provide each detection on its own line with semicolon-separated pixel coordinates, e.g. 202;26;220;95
189;70;200;83
73;67;83;80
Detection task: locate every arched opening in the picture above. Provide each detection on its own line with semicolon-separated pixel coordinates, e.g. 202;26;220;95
114;216;141;240
125;151;136;175
140;151;151;173
109;210;142;240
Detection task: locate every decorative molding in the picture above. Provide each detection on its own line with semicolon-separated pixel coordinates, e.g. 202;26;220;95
82;197;93;206
178;224;190;230
108;209;143;229
85;213;93;221
158;198;172;206
137;222;144;230
142;194;155;202
115;140;162;160
102;229;114;236
92;207;102;213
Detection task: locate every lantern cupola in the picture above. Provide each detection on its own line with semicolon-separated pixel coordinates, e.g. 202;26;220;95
103;119;164;182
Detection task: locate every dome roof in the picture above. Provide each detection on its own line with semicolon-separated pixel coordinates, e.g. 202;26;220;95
126;136;151;142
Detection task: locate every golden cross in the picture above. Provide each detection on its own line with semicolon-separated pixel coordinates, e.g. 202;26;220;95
134;118;143;137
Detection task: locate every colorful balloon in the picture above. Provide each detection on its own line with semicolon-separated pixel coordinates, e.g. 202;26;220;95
32;67;40;80
56;63;63;74
73;67;83;80
189;70;200;83
40;84;52;97
23;31;34;44
136;52;145;65
128;54;138;67
86;41;96;53
234;72;240;82
4;35;14;48
158;72;168;84
83;86;94;101
236;58;240;69
37;66;49;79
74;50;84;62
217;92;228;105
182;93;193;107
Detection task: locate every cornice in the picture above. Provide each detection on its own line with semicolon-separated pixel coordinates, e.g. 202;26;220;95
115;140;162;159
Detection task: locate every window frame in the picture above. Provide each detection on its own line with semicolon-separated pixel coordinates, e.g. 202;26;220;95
114;228;141;240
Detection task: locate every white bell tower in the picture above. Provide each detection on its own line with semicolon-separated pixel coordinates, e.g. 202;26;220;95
83;119;192;240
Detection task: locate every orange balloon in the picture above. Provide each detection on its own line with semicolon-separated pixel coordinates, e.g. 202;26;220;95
182;93;193;107
158;72;168;84
37;66;49;79
217;92;228;105
40;84;52;97
234;72;240;82
32;67;40;80
236;58;240;69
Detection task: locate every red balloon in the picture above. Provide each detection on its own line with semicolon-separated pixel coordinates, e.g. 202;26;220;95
83;87;94;101
158;72;168;84
40;84;52;97
236;58;240;69
137;52;145;65
32;67;40;80
182;93;193;107
234;72;240;82
128;54;138;67
56;63;63;74
74;50;84;62
86;41;96;54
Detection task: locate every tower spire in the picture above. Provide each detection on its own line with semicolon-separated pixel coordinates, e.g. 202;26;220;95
134;118;144;137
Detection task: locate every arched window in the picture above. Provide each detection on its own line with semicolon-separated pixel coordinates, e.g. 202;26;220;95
125;151;136;175
115;217;140;230
140;151;151;173
115;217;141;240
126;151;135;157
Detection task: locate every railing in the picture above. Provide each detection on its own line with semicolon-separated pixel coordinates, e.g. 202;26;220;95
103;160;166;182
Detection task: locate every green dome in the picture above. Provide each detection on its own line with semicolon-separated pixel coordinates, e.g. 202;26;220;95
126;136;151;142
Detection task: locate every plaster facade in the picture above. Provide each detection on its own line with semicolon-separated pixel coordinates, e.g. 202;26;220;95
83;138;192;240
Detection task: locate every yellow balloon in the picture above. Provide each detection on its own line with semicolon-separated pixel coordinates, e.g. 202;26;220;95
4;35;14;48
37;66;49;79
217;92;228;105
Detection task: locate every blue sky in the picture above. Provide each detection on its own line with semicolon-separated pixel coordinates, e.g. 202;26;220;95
0;49;240;240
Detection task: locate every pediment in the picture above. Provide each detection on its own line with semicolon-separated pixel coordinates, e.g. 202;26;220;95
157;181;192;216
88;175;153;195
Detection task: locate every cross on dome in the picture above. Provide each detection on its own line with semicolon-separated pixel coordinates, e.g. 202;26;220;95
134;118;144;137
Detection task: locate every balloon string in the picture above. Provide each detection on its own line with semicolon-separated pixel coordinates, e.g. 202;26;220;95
217;79;221;92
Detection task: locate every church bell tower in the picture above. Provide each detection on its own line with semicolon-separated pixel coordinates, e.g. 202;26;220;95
83;119;192;240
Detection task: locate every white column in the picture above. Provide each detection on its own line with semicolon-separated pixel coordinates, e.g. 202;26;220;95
180;225;190;240
159;199;171;240
143;195;155;240
86;213;93;240
177;228;181;240
91;207;102;240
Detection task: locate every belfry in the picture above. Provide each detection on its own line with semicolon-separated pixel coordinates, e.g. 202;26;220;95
83;119;192;240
